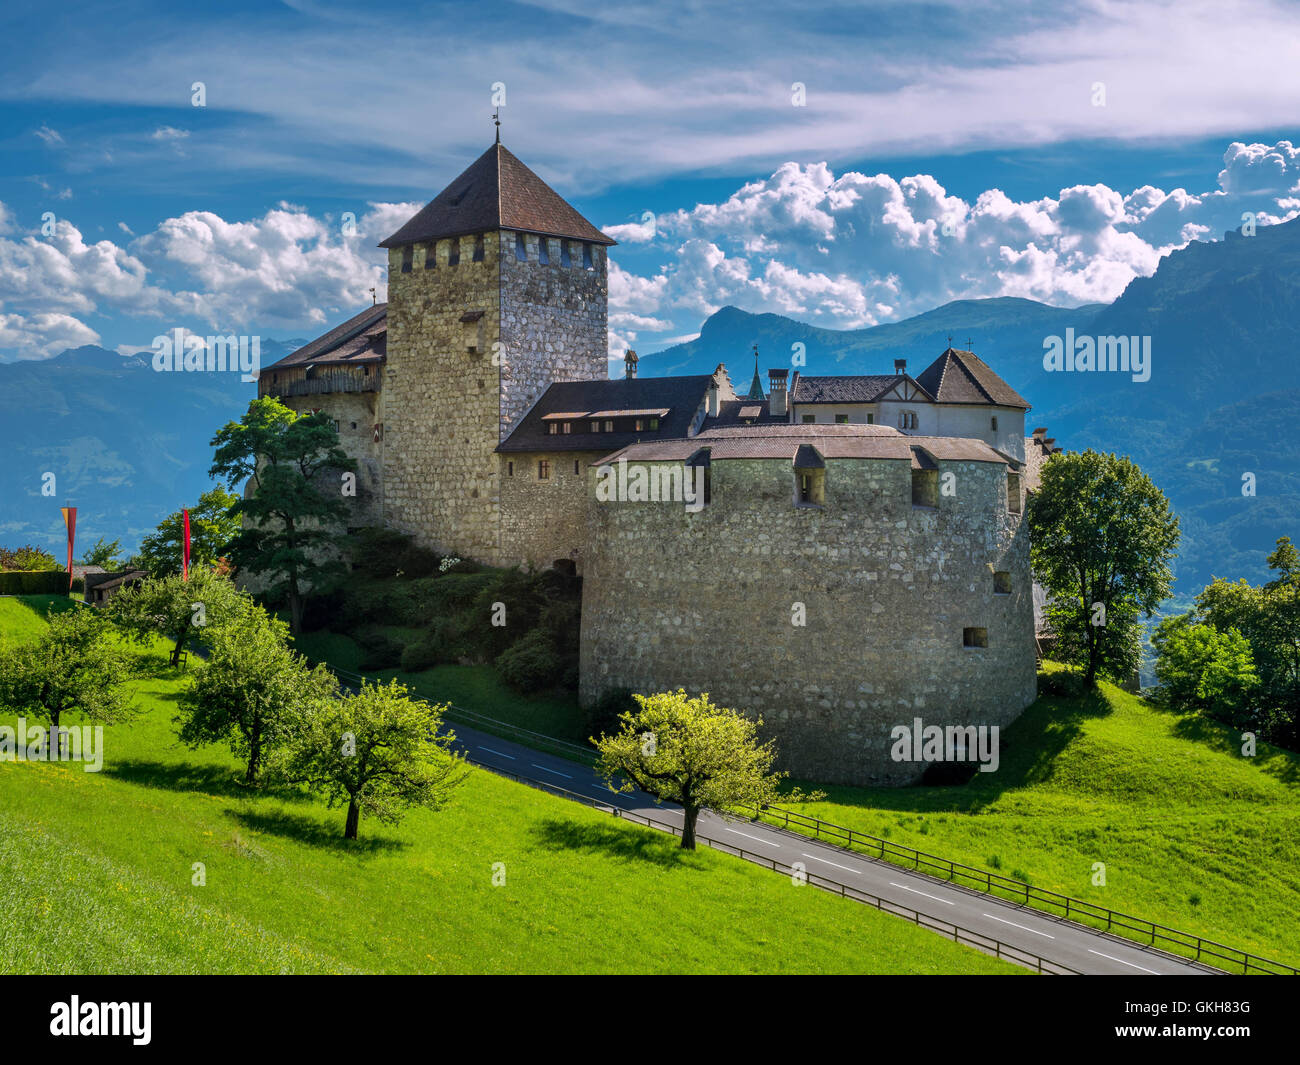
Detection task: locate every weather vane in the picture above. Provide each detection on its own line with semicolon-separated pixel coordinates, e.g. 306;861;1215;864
493;107;501;143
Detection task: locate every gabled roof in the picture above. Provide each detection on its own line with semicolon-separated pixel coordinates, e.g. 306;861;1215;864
914;348;1030;410
788;374;911;404
380;142;615;249
263;304;388;372
498;375;714;453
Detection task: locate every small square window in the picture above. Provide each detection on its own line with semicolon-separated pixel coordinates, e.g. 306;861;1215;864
538;460;551;480
802;413;816;424
835;414;849;424
866;412;874;424
993;571;1012;595
963;627;988;648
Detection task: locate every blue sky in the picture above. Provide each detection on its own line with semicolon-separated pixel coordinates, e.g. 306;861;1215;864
3;0;1299;366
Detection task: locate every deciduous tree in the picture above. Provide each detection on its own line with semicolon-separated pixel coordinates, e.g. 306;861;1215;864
108;570;250;667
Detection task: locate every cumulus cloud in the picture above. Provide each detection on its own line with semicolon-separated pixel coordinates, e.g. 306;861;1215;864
608;139;1300;340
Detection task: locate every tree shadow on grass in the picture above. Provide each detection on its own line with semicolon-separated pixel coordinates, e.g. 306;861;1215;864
1168;714;1300;788
102;758;314;804
780;679;1117;818
228;808;408;854
530;816;691;869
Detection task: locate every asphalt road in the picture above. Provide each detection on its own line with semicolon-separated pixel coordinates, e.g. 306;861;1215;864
443;719;1220;976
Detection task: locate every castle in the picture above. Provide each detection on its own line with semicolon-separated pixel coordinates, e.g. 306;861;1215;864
260;138;1050;785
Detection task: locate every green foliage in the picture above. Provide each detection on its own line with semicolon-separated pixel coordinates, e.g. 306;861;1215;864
282;679;469;839
354;629;406;671
347;527;445;580
0;606;133;728
0;545;60;572
594;689;821;848
0;570;69;595
175;603;338;783
496;629;563;694
77;537;124;569
585;687;636;741
107;570;252;666
1027;449;1180;686
1152;613;1258;728
208;397;357;634
136;488;242;578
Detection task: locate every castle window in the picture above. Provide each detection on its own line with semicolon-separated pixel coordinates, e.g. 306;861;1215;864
604;420;614;433
991;415;999;431
539;238;550;265
573;460;580;475
507;461;514;477
548;422;558;435
866;412;875;424
802;413;815;424
448;239;460;266
993;571;1012;595
425;241;437;269
538;460;551;480
473;235;485;262
911;469;938;508
835;414;849;424
350;421;357;430
515;232;528;261
1007;472;1022;514
635;419;643;431
582;242;594;269
963;627;988;649
363;365;370;376
899;410;918;430
562;422;571;434
649;417;659;430
793;444;825;506
561;240;572;267
400;246;413;274
591;420;600;433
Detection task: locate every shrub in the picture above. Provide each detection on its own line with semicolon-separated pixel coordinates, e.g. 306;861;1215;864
355;630;406;671
586;687;636;740
496;629;563;694
0;570;70;595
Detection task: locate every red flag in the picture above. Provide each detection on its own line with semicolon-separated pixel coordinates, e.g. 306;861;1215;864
61;507;76;591
182;508;191;580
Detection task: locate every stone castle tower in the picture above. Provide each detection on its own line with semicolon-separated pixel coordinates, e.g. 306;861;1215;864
377;139;615;564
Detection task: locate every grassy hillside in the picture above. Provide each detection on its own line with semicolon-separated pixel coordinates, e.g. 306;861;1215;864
777;675;1300;966
0;597;1015;975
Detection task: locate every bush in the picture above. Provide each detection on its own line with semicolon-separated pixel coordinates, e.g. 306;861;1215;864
0;570;70;595
355;630;406;671
585;687;636;740
496;629;564;694
348;528;446;580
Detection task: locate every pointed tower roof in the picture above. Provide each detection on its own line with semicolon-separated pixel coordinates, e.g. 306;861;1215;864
914;347;1030;410
745;347;765;400
379;142;616;249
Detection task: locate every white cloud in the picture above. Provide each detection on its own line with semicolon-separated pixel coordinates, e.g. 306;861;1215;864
150;126;190;141
34;125;64;147
0;311;99;359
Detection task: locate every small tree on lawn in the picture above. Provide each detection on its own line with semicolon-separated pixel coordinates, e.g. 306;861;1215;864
284;680;469;840
0;607;133;739
175;603;337;784
135;488;242;577
108;570;251;667
593;688;819;850
209;397;356;634
1027;449;1180;687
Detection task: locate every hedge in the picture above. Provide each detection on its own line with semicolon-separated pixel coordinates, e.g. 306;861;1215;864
0;570;73;595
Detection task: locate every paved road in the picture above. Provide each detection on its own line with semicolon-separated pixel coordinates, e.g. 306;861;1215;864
444;718;1220;975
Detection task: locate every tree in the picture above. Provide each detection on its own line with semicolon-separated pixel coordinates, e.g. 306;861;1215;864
1027;450;1180;687
0;607;133;735
77;537;124;569
135;488;242;577
174;603;337;784
283;680;469;840
0;545;59;572
107;570;251;667
1152;613;1258;727
1191;536;1300;747
593;689;819;849
209;398;356;634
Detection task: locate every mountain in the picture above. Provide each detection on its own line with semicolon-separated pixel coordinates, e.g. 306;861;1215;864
0;342;297;557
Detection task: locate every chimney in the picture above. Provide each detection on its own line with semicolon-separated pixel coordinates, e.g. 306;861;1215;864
768;368;789;418
624;348;638;380
1032;427;1048;440
894;358;907;375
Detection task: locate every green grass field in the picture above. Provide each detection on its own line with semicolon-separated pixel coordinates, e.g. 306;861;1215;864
777;676;1300;966
0;597;1016;974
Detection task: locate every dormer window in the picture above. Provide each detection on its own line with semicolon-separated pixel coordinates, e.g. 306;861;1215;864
448;239;460;266
562;421;571;434
590;420;600;433
400;246;413;273
515;232;528;261
561;241;572;267
548;422;558;435
604;419;613;433
473;234;485;262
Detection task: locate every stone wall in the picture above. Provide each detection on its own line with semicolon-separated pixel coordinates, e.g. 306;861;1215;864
499;450;604;572
382;229;609;566
276;389;385;528
579;455;1037;786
